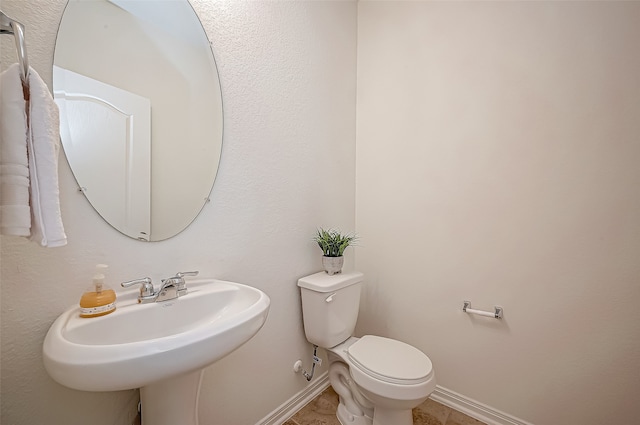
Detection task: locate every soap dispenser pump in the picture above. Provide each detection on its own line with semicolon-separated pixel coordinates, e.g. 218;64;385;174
79;264;117;318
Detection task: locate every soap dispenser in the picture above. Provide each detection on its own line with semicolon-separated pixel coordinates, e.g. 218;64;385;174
79;264;117;318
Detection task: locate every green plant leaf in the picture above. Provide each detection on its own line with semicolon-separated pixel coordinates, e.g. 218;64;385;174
312;228;357;257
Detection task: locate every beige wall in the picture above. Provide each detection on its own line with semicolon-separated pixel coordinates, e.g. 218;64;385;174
355;2;640;425
0;1;357;424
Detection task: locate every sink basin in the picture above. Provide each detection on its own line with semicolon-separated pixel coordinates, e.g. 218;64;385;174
43;278;270;392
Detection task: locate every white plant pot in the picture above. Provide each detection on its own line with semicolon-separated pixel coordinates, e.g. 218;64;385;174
322;256;344;275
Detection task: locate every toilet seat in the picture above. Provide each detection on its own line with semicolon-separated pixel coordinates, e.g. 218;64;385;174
347;335;432;385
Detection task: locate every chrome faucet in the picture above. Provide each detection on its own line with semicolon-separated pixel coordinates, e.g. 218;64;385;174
121;271;199;303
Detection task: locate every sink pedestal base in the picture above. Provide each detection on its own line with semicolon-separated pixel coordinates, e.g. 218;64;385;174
140;370;204;425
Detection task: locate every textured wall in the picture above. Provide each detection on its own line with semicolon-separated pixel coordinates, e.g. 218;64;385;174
0;1;357;424
355;2;640;425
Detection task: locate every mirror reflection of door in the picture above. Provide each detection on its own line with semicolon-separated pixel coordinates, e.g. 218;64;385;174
54;66;152;241
54;0;224;241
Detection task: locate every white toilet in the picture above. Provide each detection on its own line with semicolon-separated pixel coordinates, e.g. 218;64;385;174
298;271;436;425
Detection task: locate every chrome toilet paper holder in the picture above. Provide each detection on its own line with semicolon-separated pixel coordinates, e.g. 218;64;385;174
463;301;503;319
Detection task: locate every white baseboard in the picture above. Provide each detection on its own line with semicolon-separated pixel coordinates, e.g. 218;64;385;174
254;376;533;425
256;372;330;425
430;386;534;425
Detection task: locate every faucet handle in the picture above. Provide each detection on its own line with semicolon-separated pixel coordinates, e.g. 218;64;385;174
175;271;199;278
121;277;155;298
164;271;198;296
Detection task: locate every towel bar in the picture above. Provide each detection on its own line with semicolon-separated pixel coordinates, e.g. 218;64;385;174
463;301;503;319
0;10;30;85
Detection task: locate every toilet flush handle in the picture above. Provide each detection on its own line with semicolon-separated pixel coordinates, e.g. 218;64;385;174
325;293;337;303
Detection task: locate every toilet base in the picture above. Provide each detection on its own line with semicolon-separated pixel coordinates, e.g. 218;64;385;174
335;401;414;425
336;402;372;425
372;406;413;425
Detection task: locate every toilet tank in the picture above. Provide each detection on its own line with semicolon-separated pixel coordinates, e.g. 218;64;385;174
297;271;364;348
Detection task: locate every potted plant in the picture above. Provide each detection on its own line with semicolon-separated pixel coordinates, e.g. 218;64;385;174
313;228;357;275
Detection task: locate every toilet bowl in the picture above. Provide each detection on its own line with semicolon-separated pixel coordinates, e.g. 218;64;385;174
327;336;435;425
298;272;437;425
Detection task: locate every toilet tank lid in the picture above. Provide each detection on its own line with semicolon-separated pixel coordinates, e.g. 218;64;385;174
297;271;364;293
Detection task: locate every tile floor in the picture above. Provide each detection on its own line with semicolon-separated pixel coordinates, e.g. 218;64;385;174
284;386;487;425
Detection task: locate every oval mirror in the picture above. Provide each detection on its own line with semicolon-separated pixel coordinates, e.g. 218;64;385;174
53;0;223;241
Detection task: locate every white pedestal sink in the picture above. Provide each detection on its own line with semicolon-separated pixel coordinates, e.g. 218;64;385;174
43;279;270;425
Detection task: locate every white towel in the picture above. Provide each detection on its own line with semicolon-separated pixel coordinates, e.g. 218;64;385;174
0;63;31;236
27;66;67;247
